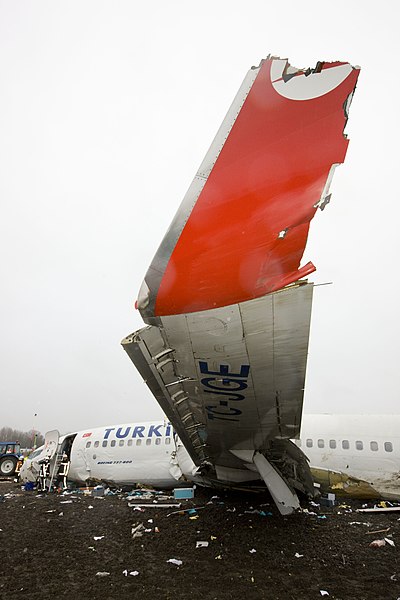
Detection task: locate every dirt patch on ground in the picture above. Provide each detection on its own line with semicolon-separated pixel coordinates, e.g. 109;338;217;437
1;480;400;599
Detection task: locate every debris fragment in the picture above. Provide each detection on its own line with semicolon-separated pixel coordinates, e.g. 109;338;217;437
166;506;204;517
167;558;183;566
131;523;145;539
95;572;110;577
93;536;104;541
196;541;209;548
366;528;390;535
295;553;303;558
358;506;400;513
320;591;329;597
128;502;180;509
369;539;386;548
123;569;140;576
249;548;257;554
385;537;395;547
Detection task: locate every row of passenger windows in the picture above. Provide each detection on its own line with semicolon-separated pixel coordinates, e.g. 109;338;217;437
301;439;393;452
85;438;171;449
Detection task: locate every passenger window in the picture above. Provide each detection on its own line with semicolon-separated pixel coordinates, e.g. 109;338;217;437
317;439;324;448
127;439;133;446
355;440;363;450
136;439;142;446
329;440;336;449
370;441;378;451
86;441;91;449
102;441;108;448
155;438;161;445
165;438;171;445
306;439;313;448
342;440;349;450
119;440;124;447
110;440;116;447
146;439;152;446
384;442;393;453
94;441;99;448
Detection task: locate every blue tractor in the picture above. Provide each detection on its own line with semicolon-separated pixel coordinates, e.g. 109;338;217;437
0;442;22;477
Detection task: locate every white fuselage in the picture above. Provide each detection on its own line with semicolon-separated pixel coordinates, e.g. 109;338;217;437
20;414;400;499
298;414;400;498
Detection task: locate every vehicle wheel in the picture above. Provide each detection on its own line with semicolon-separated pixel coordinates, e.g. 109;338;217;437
0;456;18;476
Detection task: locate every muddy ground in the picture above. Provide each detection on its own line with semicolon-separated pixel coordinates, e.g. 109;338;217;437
1;480;400;600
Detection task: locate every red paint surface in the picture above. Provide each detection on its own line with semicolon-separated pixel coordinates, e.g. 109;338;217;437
154;60;360;316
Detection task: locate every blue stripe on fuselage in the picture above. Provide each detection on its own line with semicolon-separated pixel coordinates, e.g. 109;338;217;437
103;423;172;440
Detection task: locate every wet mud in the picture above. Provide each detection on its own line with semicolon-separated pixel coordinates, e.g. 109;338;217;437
1;481;400;599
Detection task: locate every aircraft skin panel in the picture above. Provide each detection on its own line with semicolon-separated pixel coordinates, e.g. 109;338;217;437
123;282;313;470
138;57;360;319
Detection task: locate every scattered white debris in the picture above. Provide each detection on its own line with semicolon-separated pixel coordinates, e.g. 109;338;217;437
131;523;145;539
301;508;317;516
196;541;209;548
249;548;257;554
58;512;63;517
93;536;105;541
129;503;180;509
167;558;183;566
295;553;304;558
46;509;56;513
88;547;96;552
320;591;329;597
385;537;395;547
123;569;140;576
88;505;94;510
60;500;73;504
358;506;400;513
95;572;110;577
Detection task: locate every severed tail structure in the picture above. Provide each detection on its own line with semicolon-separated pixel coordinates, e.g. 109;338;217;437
122;56;360;514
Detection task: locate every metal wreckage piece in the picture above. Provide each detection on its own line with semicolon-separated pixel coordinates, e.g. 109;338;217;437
122;56;360;514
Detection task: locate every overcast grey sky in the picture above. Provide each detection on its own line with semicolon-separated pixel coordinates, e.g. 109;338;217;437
1;1;399;436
